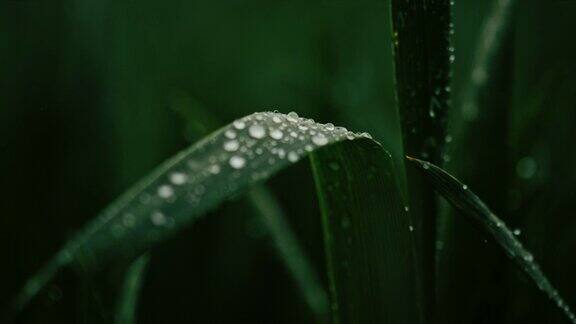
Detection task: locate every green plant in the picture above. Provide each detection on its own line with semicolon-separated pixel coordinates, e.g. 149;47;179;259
4;0;576;323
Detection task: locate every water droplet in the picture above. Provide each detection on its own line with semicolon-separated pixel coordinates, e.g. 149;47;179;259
157;185;174;198
287;151;299;162
150;211;167;226
523;253;534;262
462;184;468;190
404;206;410;212
272;116;282;123
223;140;240;152
312;134;328;146
269;128;283;140
325;123;334;130
409;225;414;232
287;111;299;122
169;172;188;185
229;155;246;169
209;164;221;174
359;132;372;139
233;120;246;130
445;135;453;143
423;163;430;170
248;124;266;139
225;129;237;139
513;228;521;236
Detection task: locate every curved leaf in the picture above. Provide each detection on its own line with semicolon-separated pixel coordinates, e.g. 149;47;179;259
11;112;422;323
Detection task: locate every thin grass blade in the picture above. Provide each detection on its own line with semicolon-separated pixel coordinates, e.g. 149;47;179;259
247;186;329;322
114;255;149;324
407;156;576;323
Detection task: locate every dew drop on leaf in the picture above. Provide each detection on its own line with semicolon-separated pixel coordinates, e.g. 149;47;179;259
223;140;240;152
229;155;246;169
312;134;328;146
169;172;188;185
208;164;221;174
287;151;299;162
287;111;299;120
248;124;266;139
150;211;167;226
225;129;237;139
233;120;246;130
270;128;284;140
157;185;174;198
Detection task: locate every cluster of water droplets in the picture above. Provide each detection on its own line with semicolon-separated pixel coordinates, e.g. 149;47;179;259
221;111;371;171
106;111;374;236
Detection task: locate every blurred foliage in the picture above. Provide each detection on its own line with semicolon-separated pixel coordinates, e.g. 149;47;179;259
1;0;576;323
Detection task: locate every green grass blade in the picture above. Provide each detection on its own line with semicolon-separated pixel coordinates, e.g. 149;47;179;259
460;0;516;120
11;111;421;323
312;141;422;323
389;1;454;314
114;255;149;324
407;156;576;323
247;186;329;322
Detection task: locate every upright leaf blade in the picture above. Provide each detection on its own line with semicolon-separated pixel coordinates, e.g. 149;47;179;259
313;141;422;323
407;156;576;324
389;1;454;315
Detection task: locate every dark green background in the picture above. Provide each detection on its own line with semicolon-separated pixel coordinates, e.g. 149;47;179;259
1;0;575;323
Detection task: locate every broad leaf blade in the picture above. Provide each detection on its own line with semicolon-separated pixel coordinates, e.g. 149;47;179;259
313;141;422;323
407;156;576;323
12;112;422;323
